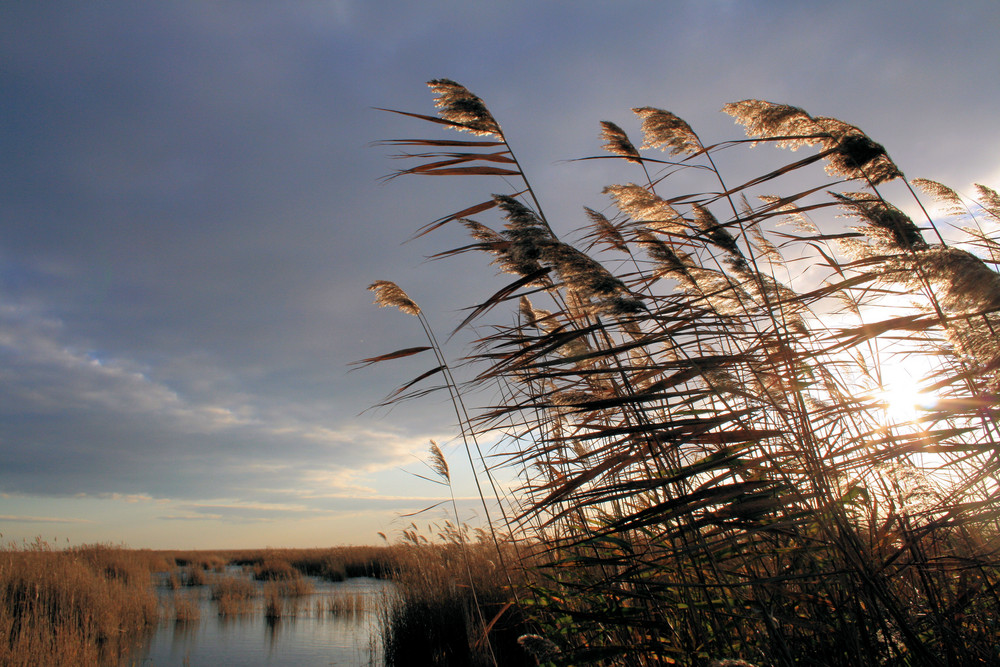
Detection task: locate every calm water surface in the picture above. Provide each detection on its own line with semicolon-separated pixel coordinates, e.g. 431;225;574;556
130;570;395;667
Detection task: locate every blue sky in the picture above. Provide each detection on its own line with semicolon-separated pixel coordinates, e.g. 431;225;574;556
2;1;998;548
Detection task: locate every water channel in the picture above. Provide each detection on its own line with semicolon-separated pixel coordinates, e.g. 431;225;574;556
129;569;395;666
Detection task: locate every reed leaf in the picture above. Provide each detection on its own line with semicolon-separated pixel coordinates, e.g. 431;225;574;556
369;79;1000;667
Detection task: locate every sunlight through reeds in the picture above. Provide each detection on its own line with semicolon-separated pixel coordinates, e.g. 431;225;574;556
367;79;1000;666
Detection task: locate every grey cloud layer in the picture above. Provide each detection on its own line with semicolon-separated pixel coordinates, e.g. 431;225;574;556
2;1;998;539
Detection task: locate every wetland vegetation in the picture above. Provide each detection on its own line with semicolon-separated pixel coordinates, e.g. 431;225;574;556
363;80;1000;666
5;79;1000;666
0;539;532;666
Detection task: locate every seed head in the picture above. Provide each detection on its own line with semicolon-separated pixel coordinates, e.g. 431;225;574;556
427;79;502;138
975;183;1000;223
368;280;421;316
722;100;818;149
428;440;450;482
604;184;687;234
600;120;641;162
813;117;901;184
632;107;703;155
723;100;901;184
834;192;926;250
911;178;965;218
692;204;742;258
584;207;628;252
495;195;553;277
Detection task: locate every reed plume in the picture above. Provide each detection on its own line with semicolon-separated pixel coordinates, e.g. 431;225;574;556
723;99;902;183
632;106;703;155
369;280;421;316
600;121;641;163
428;78;502;138
371;79;1000;667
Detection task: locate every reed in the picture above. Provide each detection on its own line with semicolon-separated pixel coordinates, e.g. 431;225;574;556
252;557;300;582
325;590;368;616
379;533;536;667
211;576;256;616
370;80;1000;666
184;564;208;587
217;546;392;580
171;591;201;623
0;542;159;666
263;583;286;620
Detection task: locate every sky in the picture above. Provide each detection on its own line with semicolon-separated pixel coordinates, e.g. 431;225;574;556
2;1;999;549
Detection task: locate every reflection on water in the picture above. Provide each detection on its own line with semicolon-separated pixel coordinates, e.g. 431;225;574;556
130;573;394;666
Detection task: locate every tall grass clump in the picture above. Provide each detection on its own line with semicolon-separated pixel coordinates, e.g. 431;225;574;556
368;80;1000;666
171;591;201;623
211;576;256;616
0;542;159;666
324;590;369;617
380;530;535;667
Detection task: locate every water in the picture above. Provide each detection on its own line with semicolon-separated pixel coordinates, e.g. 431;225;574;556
131;570;395;666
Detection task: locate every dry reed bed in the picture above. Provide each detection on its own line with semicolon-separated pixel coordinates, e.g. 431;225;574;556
0;543;160;666
170;592;201;623
0;543;421;663
322;590;369;616
0;540;529;664
379;537;538;667
161;545;392;581
367;80;1000;666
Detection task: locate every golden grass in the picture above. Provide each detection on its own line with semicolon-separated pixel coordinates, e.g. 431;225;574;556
323;590;369;616
171;591;201;623
0;540;536;665
210;576;256;617
184;564;208;587
159;546;392;581
252;557;299;581
262;584;285;620
0;542;159;666
379;536;538;667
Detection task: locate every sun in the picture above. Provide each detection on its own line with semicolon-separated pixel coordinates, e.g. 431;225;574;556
874;365;939;425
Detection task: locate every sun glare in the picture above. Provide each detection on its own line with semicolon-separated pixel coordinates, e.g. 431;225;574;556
874;365;939;425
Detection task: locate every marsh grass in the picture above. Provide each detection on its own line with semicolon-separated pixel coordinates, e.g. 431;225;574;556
0;542;159;666
184;564;208;587
1;542;504;663
263;583;289;620
211;576;256;617
252;557;300;582
370;80;1000;666
380;536;536;667
165;571;181;590
171;591;201;623
214;546;391;581
324;590;369;616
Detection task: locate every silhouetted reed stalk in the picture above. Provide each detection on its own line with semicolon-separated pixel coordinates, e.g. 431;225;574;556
368;80;1000;666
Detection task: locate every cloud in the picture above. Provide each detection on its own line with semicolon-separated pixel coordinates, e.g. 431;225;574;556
156;494;481;525
0;292;441;502
1;0;999;546
0;515;94;524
